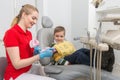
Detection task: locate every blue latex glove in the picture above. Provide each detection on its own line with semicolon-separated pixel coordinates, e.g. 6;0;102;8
34;45;41;55
39;48;54;59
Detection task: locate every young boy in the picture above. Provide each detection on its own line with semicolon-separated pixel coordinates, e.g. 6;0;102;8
50;26;76;65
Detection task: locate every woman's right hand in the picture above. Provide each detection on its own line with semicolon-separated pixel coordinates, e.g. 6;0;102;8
39;48;54;59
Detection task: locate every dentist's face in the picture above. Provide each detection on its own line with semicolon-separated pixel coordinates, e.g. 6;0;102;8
54;31;65;44
24;11;39;28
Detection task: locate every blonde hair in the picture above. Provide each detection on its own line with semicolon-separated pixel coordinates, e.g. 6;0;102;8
11;4;39;27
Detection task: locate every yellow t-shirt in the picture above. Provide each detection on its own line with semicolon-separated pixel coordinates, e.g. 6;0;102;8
53;41;76;61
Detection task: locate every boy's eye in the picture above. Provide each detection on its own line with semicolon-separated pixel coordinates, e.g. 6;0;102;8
56;35;64;38
56;35;59;37
60;36;64;38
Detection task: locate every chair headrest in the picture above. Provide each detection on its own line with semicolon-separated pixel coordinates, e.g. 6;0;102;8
42;16;53;28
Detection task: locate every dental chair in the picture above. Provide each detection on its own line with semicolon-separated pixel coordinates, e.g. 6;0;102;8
101;30;120;50
36;16;120;80
0;57;7;80
37;16;54;65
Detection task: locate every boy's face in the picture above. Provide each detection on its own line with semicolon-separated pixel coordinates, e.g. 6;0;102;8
54;31;65;44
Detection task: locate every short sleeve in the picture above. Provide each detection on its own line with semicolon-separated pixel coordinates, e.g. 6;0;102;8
3;30;19;47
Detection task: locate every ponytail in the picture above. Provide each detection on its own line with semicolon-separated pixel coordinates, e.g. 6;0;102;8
10;16;19;27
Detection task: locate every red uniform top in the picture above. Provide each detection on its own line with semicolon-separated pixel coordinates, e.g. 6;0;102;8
3;24;33;80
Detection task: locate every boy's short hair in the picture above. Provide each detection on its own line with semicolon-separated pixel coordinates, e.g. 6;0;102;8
54;26;65;35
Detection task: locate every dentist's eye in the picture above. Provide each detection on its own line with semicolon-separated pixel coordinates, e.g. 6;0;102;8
32;16;37;20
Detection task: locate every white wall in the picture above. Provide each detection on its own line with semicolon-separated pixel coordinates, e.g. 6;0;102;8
0;0;14;57
71;0;89;49
0;0;14;40
43;0;72;41
88;0;96;37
